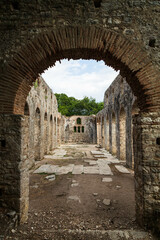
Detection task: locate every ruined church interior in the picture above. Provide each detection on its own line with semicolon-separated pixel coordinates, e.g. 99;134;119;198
0;1;160;239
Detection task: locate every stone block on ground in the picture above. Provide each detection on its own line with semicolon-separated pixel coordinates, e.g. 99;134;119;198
56;164;74;175
72;165;84;174
83;166;99;174
34;165;59;174
102;177;112;182
91;151;104;155
103;199;111;206
67;195;81;203
115;165;130;173
98;161;113;175
45;174;56;181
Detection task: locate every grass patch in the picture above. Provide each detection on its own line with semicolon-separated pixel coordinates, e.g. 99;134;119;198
38;172;47;175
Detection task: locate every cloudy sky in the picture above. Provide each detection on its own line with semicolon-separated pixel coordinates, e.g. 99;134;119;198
42;59;119;102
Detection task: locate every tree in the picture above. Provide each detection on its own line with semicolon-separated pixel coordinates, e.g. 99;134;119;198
55;93;104;116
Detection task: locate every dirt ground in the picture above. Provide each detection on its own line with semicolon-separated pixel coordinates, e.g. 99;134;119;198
1;144;156;240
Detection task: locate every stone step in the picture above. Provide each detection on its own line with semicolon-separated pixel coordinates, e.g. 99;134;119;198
41;229;153;240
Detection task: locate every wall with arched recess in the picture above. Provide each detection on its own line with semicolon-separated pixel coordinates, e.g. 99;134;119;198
26;76;59;162
64;115;97;144
0;1;160;232
100;74;136;167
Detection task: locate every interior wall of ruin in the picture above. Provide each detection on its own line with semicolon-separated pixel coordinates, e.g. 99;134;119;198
64;115;97;144
96;75;138;168
26;77;60;168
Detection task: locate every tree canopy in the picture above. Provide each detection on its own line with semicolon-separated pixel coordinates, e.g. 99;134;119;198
55;93;104;116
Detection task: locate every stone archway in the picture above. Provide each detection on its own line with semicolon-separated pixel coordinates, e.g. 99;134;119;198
0;24;159;231
0;27;159;114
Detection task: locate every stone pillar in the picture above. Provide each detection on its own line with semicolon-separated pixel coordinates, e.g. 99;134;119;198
133;112;160;232
116;113;120;159
0;114;29;224
96;121;99;145
126;108;132;168
101;117;104;148
109;114;112;153
104;116;107;149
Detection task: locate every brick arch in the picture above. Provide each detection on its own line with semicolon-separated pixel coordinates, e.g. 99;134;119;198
1;26;160;114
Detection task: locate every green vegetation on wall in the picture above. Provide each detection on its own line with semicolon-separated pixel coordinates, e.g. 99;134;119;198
55;93;104;116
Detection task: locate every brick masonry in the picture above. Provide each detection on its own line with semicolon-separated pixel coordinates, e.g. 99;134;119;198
0;0;159;233
0;1;160;113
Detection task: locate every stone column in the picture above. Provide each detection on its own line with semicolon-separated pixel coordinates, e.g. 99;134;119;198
133;112;160;232
104;116;107;149
96;120;99;145
116;113;120;159
126;108;132;168
101;117;105;148
109;113;112;153
0;114;29;224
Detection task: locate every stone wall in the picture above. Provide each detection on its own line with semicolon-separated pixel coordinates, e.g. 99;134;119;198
64;115;97;144
0;76;98;223
96;75;160;233
0;115;29;223
96;75;139;168
133;112;160;232
26;76;59;168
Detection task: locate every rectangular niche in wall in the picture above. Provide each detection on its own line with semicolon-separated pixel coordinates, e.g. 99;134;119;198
74;126;76;132
82;126;84;133
78;126;80;133
0;139;6;151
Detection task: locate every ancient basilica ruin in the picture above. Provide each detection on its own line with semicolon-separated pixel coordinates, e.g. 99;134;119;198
0;1;160;239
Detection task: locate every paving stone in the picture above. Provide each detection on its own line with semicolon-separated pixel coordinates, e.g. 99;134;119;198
34;165;59;174
72;165;84;174
98;160;113;175
56;164;74;175
67;195;81;203
103;199;111;206
102;177;112;182
98;158;119;164
91;151;104;155
83;166;99;174
84;160;98;165
89;161;98;165
115;165;130;173
94;155;107;158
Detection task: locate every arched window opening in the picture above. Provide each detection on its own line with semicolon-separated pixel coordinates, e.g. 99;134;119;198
50;115;53;121
77;118;81;125
82;126;84;133
44;112;47;120
24;102;29;116
78;126;80;133
74;126;76;132
36;107;40;116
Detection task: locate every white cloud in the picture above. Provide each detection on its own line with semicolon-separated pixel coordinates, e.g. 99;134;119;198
42;60;119;102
